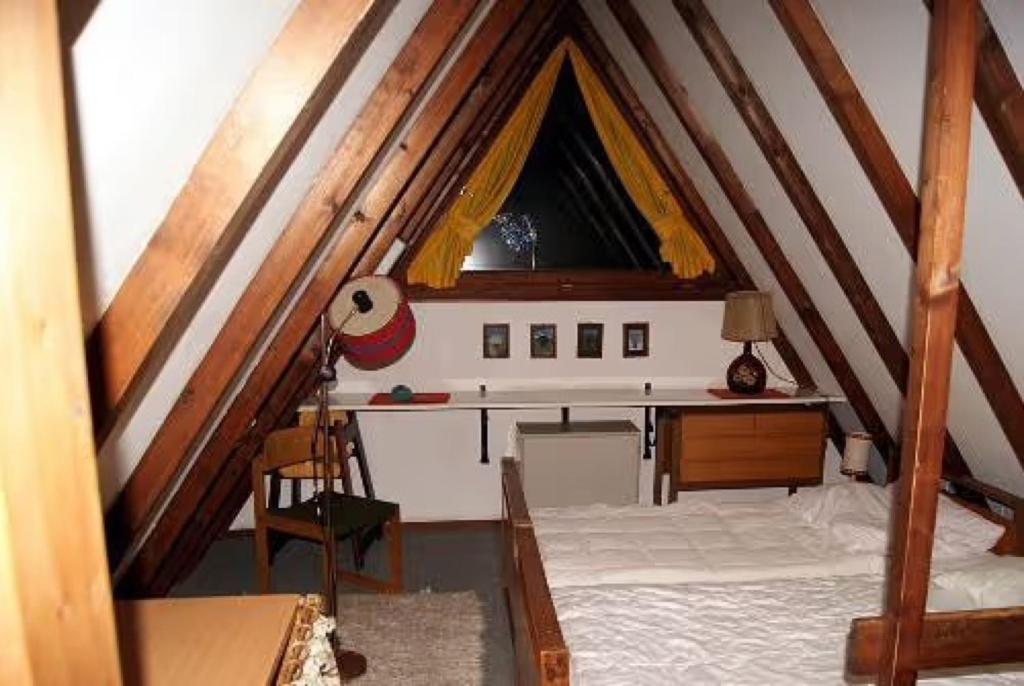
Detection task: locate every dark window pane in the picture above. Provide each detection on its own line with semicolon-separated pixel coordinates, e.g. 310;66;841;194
462;62;666;272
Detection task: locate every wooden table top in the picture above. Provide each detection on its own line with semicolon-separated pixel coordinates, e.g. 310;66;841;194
116;594;300;686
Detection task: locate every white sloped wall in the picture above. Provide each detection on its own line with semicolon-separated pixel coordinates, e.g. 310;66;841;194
72;0;437;507
581;0;1024;494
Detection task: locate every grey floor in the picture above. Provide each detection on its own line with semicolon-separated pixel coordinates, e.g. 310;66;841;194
171;526;514;683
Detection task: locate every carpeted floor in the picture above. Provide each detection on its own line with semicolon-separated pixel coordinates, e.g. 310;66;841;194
171;525;514;684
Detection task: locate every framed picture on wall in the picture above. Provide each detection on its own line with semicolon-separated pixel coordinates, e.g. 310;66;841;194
530;324;557;359
482;323;510;359
623;322;649;358
577;323;603;358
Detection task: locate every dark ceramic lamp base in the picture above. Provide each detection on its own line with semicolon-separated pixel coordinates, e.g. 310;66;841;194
726;341;767;394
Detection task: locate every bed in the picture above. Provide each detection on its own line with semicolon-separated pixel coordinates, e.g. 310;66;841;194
501;459;1024;685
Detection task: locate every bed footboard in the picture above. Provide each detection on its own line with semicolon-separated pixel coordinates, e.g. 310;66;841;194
502;458;569;686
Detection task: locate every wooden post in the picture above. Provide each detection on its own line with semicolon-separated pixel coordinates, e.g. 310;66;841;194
0;1;121;681
880;0;977;682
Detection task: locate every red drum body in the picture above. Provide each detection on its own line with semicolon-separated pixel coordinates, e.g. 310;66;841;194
329;276;416;370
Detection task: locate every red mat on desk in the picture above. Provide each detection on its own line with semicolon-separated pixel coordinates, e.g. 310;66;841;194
368;392;451;405
707;388;790;400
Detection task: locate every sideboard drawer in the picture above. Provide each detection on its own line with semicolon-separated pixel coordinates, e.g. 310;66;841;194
669;406;827;496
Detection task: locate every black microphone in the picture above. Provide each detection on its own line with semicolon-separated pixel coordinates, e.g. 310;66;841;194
352;289;373;314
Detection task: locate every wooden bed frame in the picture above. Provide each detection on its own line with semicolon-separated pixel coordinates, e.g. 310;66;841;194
501;458;1024;686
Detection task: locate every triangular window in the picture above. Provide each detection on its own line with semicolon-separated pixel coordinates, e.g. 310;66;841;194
463;62;664;272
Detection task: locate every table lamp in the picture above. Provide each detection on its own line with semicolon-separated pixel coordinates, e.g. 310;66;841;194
841;432;872;480
721;290;777;394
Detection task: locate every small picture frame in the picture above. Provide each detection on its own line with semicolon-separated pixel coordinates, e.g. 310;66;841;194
530;324;557;359
577;323;604;358
623;322;649;358
482;323;510;359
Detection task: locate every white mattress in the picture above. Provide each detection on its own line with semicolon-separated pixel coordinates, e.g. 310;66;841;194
532;497;886;589
553;574;1024;685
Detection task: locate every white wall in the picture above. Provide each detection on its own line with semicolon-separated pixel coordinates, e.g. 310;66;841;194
230;299;838;528
74;0;437;507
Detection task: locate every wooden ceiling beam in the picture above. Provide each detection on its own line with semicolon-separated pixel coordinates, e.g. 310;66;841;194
104;0;479;566
376;11;566;277
144;0;567;595
120;0;552;593
568;7;812;389
611;0;893;457
86;0;393;438
967;1;1024;197
877;0;978;680
674;0;912;406
0;0;120;678
768;0;1015;476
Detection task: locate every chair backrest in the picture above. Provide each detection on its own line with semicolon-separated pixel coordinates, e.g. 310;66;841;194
260;426;325;473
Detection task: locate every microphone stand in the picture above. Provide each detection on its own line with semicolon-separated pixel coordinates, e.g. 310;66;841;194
312;289;373;680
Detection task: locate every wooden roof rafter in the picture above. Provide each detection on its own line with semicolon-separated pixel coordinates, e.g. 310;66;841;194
768;0;1023;474
608;0;894;461
118;0;565;594
141;1;571;595
104;0;482;568
86;0;394;439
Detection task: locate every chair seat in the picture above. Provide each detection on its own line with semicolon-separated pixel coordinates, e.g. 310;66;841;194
269;492;398;539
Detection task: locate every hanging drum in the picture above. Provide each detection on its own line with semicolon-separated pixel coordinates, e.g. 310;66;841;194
328;276;416;370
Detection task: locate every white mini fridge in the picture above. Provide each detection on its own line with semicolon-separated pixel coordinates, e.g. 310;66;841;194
516;420;640;508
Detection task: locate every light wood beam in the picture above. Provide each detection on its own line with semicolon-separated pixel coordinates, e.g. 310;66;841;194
0;0;120;680
878;0;977;681
120;0;550;593
611;0;894;458
105;0;479;567
373;16;567;277
769;0;1018;477
87;0;393;437
674;0;912;412
969;2;1024;197
849;609;1024;676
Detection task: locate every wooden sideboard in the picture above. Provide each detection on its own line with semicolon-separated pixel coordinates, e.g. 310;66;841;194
656;405;828;503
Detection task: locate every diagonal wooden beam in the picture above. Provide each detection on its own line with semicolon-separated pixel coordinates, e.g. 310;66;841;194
610;0;894;458
120;0;559;594
970;2;1024;198
768;0;1021;475
141;4;568;596
567;7;813;390
104;0;479;568
86;0;393;438
674;1;912;413
378;17;567;277
879;0;977;680
0;0;120;678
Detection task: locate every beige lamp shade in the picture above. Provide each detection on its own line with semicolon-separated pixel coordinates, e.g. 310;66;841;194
721;291;777;342
841;432;872;475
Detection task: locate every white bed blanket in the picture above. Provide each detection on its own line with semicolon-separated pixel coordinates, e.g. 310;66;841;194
552;576;1024;685
532;498;886;588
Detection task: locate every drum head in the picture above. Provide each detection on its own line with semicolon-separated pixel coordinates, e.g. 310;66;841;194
329;276;402;335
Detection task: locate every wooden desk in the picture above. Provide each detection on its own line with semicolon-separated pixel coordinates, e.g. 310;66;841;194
116;594;301;686
299;387;842;465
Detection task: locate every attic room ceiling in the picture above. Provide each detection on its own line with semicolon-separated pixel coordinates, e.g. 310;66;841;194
70;0;1024;595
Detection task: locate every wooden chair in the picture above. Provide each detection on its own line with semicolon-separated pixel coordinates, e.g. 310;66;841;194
253;423;402;595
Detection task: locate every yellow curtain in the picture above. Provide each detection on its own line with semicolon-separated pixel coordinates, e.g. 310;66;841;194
407;39;715;287
407;42;570;287
566;43;715;279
